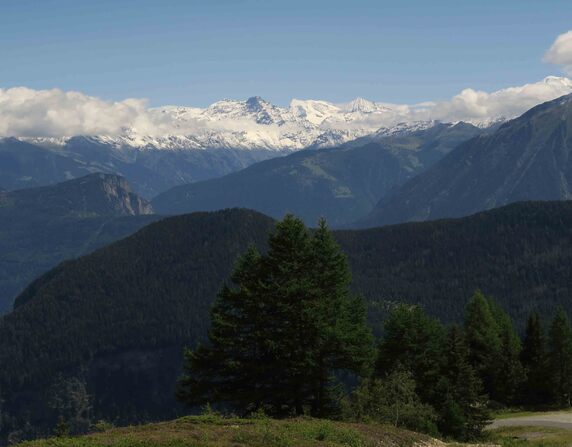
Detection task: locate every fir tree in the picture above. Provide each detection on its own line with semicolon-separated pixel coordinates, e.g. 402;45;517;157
438;326;490;441
307;219;375;416
521;311;549;405
548;307;572;407
464;290;501;401
488;299;524;405
177;215;374;416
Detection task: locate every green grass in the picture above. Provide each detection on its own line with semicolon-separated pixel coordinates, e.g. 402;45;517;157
490;426;572;447
16;416;432;447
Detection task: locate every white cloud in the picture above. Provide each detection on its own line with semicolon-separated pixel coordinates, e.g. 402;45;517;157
544;31;572;75
0;87;201;138
414;76;572;124
1;77;572;139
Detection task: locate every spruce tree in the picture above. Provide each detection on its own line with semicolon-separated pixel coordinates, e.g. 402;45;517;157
438;326;490;441
521;311;548;405
488;300;524;405
464;290;501;401
548;307;572;407
177;215;374;416
307;219;374;415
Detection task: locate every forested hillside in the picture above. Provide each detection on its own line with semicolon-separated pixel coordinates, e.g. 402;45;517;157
0;174;160;312
2;202;572;438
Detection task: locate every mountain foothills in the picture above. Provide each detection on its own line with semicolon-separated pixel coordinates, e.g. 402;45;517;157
152;122;484;226
2;203;572;439
0;174;160;312
364;93;572;226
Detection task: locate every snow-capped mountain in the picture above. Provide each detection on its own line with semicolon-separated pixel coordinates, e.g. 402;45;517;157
133;96;407;151
17;76;572;152
18;96;452;152
23;96;401;151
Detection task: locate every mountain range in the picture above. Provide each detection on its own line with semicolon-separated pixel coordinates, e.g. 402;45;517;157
2;77;572;202
152;122;485;226
152;91;572;227
362;93;572;226
1;90;571;314
18;76;572;152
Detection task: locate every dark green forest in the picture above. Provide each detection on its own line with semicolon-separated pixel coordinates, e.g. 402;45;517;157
2;201;572;440
178;216;572;442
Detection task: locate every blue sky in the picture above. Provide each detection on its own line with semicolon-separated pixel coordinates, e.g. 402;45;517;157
1;0;571;106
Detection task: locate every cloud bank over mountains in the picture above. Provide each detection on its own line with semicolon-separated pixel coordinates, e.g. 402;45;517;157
545;30;572;75
1;76;572;140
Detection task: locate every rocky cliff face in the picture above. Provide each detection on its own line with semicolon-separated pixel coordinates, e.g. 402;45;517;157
0;173;153;219
85;173;154;216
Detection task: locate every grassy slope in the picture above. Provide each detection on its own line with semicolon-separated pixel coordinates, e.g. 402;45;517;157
489;411;572;446
491;426;572;447
17;416;438;447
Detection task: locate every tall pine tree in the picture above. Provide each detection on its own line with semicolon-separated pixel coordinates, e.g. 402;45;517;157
438;325;490;441
488;299;524;405
464;290;502;402
177;215;374;416
548;307;572;407
307;219;375;415
521;311;549;405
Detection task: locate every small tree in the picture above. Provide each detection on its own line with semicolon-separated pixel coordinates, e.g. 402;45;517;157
177;215;374;416
351;366;437;434
54;416;69;438
376;304;445;407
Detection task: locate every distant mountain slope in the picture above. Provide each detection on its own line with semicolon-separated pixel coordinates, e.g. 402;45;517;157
363;93;572;226
0;172;152;218
58;136;288;198
0;174;160;312
0;138;94;191
3;202;572;432
2;137;286;198
152;123;483;226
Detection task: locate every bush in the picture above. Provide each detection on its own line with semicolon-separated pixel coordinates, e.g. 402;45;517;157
350;368;438;435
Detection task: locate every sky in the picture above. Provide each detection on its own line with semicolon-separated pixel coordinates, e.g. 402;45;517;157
1;0;572;107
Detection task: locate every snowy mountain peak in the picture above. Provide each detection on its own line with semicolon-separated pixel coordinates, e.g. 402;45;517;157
245;96;269;110
346;97;379;113
17;76;572;152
